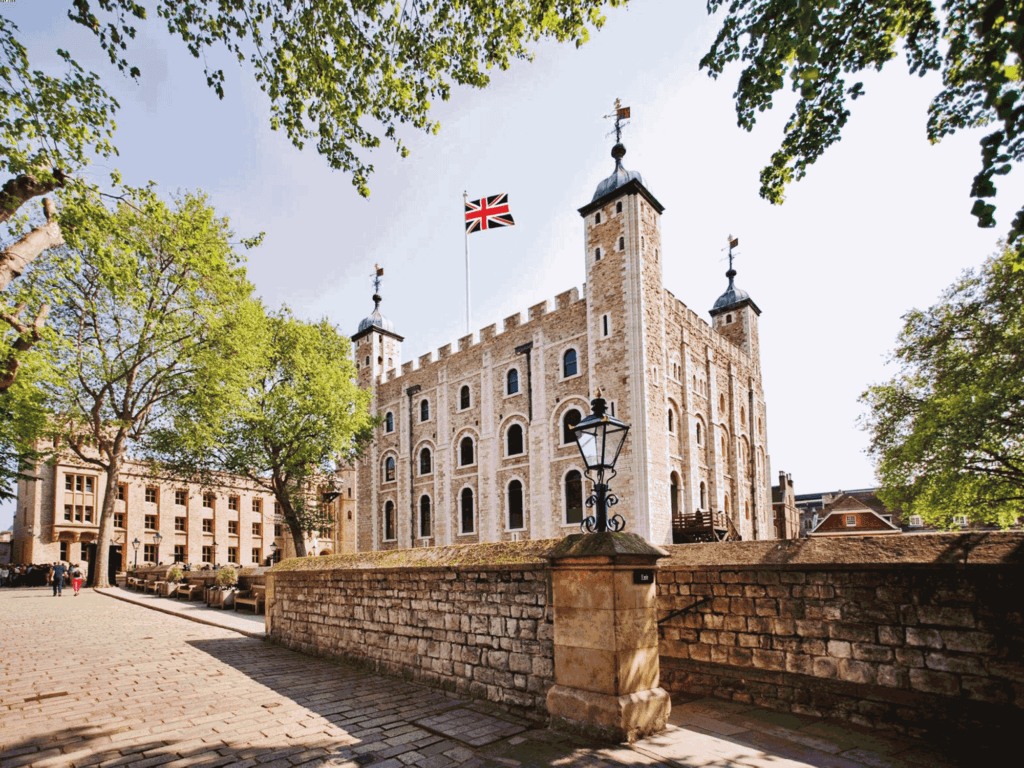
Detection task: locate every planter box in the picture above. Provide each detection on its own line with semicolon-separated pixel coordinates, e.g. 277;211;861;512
206;588;236;609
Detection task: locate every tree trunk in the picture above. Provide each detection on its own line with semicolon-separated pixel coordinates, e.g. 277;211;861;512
92;454;123;588
0;197;64;292
288;519;307;558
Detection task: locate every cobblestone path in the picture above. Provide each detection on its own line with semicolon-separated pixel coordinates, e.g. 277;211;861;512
0;589;668;768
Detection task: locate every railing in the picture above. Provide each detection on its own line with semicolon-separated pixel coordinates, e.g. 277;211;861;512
672;510;728;533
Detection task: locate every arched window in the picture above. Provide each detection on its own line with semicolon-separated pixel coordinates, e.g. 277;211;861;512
693;375;697;391
460;436;474;466
508;480;524;530
699;482;707;510
460;385;471;410
595;212;601;224
563;349;578;377
384;456;396;482
758;417;763;435
420;399;430;421
740;406;746;423
696;421;703;446
720;394;726;413
384;501;395;540
460;488;475;534
419;447;432;475
616;201;622;213
507;424;524;456
668;409;674;433
721;434;726;454
670;472;680;517
595;247;601;261
419;495;431;538
507;368;519;395
745;501;751;520
618;236;625;251
384;412;394;433
565;470;583;525
726;314;732;324
562;408;582;444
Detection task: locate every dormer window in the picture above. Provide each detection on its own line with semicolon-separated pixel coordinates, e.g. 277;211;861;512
845;515;857;527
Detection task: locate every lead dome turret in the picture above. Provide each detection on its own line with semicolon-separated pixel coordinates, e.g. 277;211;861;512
357;294;395;334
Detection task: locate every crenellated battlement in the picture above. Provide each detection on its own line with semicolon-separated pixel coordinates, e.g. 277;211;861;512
373;285;587;388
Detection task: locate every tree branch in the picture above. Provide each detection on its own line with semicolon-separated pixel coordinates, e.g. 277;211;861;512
0;300;50;391
0;197;65;292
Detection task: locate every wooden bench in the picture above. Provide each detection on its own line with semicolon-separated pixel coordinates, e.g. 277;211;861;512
145;579;162;594
234;585;266;614
177;582;206;601
126;576;144;591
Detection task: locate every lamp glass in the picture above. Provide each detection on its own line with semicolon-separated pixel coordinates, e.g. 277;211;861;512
573;416;629;471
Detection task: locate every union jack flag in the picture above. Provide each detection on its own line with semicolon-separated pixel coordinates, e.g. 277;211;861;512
465;193;515;234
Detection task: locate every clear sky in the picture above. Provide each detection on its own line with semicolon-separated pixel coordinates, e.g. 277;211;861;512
2;1;1020;532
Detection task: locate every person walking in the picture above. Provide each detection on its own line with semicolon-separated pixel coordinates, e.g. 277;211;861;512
70;563;84;596
52;562;67;597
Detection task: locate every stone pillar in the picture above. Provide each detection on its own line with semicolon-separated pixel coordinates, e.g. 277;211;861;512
545;532;670;743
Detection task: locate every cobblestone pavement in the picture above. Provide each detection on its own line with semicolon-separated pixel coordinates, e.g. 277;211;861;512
0;589;961;768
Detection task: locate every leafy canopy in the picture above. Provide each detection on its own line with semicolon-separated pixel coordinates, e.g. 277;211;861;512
68;0;622;197
150;306;375;557
0;16;119;201
862;243;1024;527
702;0;1024;244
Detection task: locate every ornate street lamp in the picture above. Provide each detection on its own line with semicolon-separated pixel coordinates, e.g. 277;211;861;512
153;531;162;564
571;392;631;533
131;537;140;568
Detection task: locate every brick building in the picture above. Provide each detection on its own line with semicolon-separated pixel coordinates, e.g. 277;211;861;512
350;141;775;550
10;455;355;567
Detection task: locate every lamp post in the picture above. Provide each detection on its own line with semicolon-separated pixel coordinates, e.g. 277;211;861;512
153;531;162;564
131;537;140;568
269;541;277;565
211;539;218;566
571;393;631;533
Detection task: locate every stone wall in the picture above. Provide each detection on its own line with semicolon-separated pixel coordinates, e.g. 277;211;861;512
267;563;554;713
657;533;1024;741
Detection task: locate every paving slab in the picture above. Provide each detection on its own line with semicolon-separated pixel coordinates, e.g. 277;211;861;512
0;588;966;768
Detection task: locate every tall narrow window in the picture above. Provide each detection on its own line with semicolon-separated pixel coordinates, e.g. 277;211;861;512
384;456;396;482
506;424;524;456
699;482;707;510
616;201;622;213
563;349;577;378
384;501;395;540
562;409;582;444
419;447;432;475
595;247;602;261
565;470;583;525
508;480;524;530
668;409;674;433
460;385;471;409
595;212;601;224
507;368;519;395
602;314;609;336
420;399;430;421
696;421;703;445
385;412;394;432
460;488;475;534
460;437;474;466
419;496;431;538
618;236;625;251
670;473;680;518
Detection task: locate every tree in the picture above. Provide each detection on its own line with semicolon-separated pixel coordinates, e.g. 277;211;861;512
12;187;256;585
862;243;1024;527
66;0;620;197
0;17;120;389
702;0;1024;247
150;307;375;558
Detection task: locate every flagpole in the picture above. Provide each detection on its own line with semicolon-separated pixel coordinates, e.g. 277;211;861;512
464;191;471;335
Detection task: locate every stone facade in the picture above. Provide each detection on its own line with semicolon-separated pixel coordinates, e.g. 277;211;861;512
11;454;355;566
657;534;1024;739
267;564;554;713
351;145;773;550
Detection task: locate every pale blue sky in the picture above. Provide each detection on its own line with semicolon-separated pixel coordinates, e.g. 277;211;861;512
3;1;1019;530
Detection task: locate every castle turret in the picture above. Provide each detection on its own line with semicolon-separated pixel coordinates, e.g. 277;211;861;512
709;256;761;364
578;132;668;541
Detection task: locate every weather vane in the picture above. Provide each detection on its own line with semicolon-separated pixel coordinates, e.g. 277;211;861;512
723;235;740;272
371;264;384;294
604;98;631;144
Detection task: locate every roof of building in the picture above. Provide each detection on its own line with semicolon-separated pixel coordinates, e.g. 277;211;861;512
578;142;664;216
809;493;901;536
356;294;396;334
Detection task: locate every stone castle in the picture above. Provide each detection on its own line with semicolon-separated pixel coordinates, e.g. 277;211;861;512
350;140;772;550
